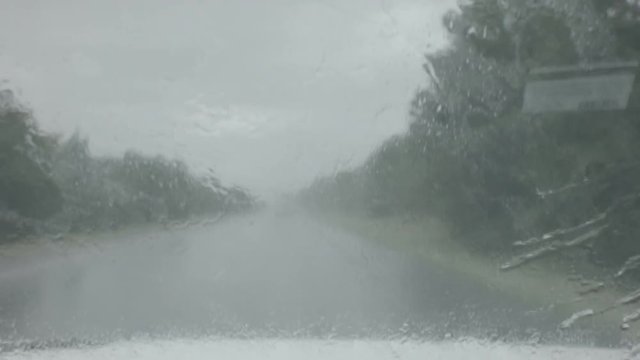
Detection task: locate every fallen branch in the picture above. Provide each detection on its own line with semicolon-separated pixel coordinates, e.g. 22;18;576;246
616;254;640;278
501;225;607;271
514;212;608;247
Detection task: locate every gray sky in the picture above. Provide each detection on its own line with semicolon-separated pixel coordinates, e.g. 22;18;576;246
0;0;454;198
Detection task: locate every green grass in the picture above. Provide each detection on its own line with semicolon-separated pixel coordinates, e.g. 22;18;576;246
314;209;639;342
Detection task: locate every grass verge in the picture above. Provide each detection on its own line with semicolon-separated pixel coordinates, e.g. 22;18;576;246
313;209;640;344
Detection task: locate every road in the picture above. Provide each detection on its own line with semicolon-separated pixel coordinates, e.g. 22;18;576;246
0;208;617;350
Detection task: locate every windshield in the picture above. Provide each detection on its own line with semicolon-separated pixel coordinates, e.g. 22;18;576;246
1;0;639;359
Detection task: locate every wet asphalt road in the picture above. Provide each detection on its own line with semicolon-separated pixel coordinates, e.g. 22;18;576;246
0;208;612;347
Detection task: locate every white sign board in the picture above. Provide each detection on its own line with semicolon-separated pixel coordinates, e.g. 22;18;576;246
523;73;636;113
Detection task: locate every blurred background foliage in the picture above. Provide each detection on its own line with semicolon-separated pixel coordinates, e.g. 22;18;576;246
301;0;640;269
0;89;254;241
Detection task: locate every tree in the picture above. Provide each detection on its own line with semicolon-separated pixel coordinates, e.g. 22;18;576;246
301;0;640;260
0;90;62;221
0;89;255;238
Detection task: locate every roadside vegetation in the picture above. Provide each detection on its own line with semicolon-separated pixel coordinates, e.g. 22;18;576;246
0;89;254;242
300;0;640;314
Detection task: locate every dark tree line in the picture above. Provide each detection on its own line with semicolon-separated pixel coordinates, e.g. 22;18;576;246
301;0;640;271
0;89;254;241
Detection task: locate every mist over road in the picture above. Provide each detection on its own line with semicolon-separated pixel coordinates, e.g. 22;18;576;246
0;208;597;347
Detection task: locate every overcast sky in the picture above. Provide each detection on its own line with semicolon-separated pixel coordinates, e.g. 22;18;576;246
0;0;454;198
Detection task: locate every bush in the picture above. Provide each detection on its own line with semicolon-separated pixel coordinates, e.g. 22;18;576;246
301;0;640;266
0;90;254;239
